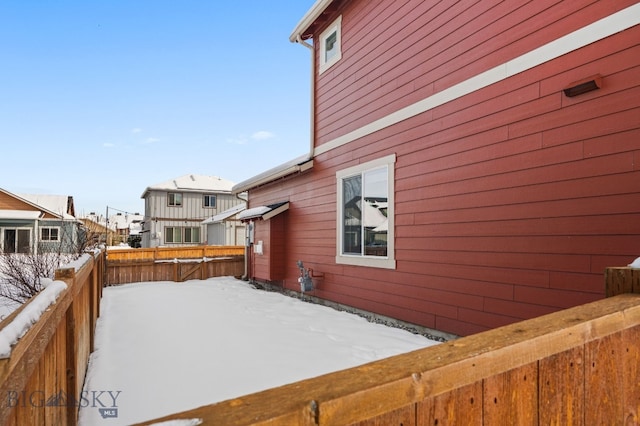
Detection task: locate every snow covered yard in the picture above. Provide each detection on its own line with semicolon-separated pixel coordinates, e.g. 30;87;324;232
78;277;439;425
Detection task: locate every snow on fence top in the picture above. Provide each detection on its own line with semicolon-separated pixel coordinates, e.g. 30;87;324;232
0;280;67;358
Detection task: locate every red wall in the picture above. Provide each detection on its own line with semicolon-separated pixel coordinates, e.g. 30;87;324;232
248;0;640;336
251;214;287;282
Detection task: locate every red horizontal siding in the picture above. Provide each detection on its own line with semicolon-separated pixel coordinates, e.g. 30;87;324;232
245;2;640;336
314;0;637;146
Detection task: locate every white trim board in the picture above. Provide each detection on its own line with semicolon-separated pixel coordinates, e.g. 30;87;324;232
314;3;640;156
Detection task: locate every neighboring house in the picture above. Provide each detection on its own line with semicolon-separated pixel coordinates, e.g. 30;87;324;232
232;1;640;337
80;216;117;246
110;212;144;244
82;212;143;246
0;188;83;254
140;174;244;248
202;202;246;246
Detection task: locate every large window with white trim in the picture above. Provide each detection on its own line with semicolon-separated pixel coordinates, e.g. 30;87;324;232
336;154;395;269
2;228;31;254
319;15;342;74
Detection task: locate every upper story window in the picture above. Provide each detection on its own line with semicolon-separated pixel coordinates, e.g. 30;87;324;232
168;193;182;207
203;194;216;208
40;227;60;242
319;15;342;75
336;154;395;269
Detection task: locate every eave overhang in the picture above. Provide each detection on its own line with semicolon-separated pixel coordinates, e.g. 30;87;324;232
237;202;289;222
289;0;341;42
231;155;313;195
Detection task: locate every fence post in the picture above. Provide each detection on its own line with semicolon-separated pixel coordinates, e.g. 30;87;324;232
605;267;640;297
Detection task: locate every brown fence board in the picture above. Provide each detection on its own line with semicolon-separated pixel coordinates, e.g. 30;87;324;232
538;346;584;425
483;363;538;425
417;382;482;425
585;331;624;424
623;325;640;424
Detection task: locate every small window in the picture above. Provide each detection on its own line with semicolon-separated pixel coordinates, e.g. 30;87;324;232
168;193;182;207
203;194;216;208
336;154;395;269
40;227;60;242
319;15;342;74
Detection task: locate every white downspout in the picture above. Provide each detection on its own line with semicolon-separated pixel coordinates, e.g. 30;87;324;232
295;35;315;159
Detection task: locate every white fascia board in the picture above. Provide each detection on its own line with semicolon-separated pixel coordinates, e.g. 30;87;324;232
289;0;333;42
231;155;313;194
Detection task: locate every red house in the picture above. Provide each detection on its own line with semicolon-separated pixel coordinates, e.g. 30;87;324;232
233;0;640;337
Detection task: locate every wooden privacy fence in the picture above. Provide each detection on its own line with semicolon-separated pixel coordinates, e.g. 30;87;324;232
0;250;104;426
140;267;640;425
106;245;245;285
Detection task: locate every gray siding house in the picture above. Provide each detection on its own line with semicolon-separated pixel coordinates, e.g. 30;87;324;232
0;188;84;254
140;175;244;248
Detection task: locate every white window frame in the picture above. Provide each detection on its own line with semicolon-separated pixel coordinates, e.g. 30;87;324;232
40;226;60;242
1;227;32;254
203;194;216;208
183;227;200;244
165;227;182;243
319;15;342;75
168;193;183;207
164;226;200;244
336;154;396;269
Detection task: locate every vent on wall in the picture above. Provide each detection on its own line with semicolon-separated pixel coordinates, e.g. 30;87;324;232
563;74;602;97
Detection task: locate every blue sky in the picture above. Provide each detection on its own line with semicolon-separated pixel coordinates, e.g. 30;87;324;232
1;1;315;216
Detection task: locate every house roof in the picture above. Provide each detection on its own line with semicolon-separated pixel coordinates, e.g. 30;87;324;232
109;213;145;230
141;174;235;198
17;194;76;220
237;202;289;222
202;203;246;224
0;188;76;221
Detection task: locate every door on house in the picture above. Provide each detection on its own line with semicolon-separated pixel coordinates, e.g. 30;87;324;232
3;229;31;254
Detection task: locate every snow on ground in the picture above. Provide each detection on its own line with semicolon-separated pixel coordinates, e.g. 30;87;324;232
78;277;439;425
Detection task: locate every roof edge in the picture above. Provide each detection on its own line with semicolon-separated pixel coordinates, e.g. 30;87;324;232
289;0;334;42
232;155;313;195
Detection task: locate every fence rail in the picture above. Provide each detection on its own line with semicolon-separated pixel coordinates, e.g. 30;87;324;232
0;251;104;426
138;267;640;425
106;245;245;285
